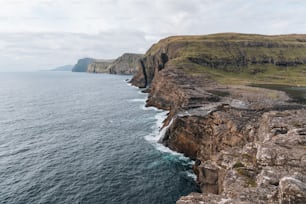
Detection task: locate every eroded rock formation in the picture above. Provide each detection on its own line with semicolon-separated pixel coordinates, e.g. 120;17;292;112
131;33;306;203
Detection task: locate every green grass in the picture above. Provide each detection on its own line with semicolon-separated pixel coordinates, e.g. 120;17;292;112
147;33;306;86
169;58;306;86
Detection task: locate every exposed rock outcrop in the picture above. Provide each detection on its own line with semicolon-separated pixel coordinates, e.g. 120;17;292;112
131;33;306;203
172;107;306;204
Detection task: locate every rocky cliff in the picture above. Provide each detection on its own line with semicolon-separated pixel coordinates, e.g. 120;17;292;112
108;53;144;75
131;33;306;87
72;58;95;72
87;60;114;73
131;33;306;203
87;53;143;75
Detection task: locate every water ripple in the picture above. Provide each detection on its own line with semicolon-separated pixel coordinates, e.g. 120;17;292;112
0;72;198;204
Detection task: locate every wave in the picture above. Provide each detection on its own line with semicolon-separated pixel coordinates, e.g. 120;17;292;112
140;104;160;111
125;81;138;89
126;80;197;179
144;113;196;179
127;98;147;103
143;107;194;165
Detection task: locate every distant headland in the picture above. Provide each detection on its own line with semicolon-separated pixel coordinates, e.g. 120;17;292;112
72;33;306;203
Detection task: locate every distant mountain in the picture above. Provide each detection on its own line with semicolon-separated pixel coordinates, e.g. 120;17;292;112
72;58;95;72
51;65;73;71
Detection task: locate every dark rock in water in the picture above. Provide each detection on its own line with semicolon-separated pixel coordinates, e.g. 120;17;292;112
72;58;95;72
141;88;151;93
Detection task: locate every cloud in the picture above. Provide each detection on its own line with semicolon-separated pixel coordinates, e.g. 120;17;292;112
0;31;149;71
0;0;305;71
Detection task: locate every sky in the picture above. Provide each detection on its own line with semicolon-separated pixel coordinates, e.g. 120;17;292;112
0;0;305;71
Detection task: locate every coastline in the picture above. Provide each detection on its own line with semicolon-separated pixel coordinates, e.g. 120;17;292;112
136;86;198;179
130;33;306;203
134;76;306;204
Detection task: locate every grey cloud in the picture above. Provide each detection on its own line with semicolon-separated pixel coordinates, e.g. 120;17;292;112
1;0;306;71
0;31;150;71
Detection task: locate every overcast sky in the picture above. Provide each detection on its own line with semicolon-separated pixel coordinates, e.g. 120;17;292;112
0;0;305;71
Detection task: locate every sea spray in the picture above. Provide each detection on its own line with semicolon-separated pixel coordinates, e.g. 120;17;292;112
139;103;196;179
127;98;147;103
126;81;197;179
0;72;199;204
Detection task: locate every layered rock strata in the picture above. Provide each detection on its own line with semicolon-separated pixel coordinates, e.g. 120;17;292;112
131;33;306;203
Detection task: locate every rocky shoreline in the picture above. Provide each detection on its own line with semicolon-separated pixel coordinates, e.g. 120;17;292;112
131;33;306;203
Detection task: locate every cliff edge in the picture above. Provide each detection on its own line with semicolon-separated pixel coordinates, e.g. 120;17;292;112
72;58;95;72
108;53;144;75
87;60;114;73
87;53;143;75
131;33;306;204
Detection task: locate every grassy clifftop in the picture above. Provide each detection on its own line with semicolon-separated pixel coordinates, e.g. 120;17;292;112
145;33;306;86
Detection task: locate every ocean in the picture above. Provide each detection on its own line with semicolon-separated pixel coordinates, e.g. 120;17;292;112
0;72;198;204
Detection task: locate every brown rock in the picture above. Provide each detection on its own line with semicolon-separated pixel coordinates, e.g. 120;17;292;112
279;174;306;204
130;33;306;204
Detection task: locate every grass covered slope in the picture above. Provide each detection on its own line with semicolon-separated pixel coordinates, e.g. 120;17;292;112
131;33;306;204
145;33;306;86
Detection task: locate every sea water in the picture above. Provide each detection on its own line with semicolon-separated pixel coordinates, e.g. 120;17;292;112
0;72;198;204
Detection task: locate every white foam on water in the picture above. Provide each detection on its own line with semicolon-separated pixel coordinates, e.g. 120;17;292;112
141;104;160;111
127;82;197;179
144;110;195;164
143;108;197;179
127;98;147;103
137;90;147;95
186;171;197;180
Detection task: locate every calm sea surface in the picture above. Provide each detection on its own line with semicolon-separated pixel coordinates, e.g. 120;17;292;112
0;72;198;204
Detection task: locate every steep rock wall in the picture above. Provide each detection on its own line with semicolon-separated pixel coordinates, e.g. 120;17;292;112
108;53;143;75
131;33;306;203
87;60;114;73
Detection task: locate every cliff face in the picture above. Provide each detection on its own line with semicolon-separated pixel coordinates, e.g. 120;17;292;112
72;58;95;72
86;53;143;75
176;108;306;204
108;53;144;75
131;33;306;87
131;33;306;203
87;60;114;73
